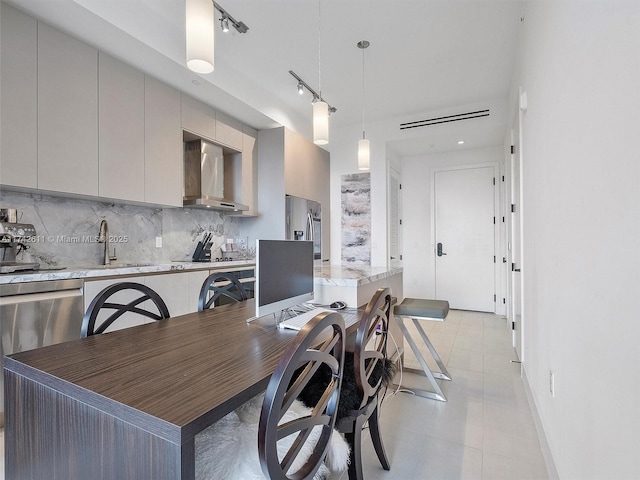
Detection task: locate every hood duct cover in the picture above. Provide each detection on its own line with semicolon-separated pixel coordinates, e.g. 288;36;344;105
400;109;490;130
183;139;248;212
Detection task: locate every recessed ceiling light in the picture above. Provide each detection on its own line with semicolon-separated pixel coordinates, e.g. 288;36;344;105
457;140;465;145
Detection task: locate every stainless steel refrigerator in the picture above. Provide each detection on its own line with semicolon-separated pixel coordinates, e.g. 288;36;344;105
285;195;321;262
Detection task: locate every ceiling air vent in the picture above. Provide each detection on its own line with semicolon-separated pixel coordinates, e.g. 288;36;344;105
400;109;490;130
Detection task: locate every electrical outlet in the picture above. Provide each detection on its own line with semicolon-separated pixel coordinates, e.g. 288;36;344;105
549;371;555;397
155;236;162;248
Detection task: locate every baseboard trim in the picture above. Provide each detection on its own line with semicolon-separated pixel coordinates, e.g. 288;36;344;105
521;366;560;480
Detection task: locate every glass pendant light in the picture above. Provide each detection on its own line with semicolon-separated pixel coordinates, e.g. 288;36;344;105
313;99;329;145
186;0;214;74
357;40;370;170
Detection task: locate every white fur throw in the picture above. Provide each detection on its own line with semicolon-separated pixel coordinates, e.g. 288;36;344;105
195;393;350;480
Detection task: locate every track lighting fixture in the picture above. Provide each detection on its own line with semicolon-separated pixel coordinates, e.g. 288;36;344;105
214;2;248;34
289;71;337;113
185;0;249;74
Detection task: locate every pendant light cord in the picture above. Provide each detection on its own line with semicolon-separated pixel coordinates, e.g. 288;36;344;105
362;44;366;139
318;0;322;98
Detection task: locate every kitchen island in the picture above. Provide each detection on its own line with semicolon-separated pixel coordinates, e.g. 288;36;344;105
313;264;403;308
313;264;404;360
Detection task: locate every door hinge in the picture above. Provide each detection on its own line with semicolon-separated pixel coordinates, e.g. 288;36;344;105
511;145;515;154
502;175;505;182
511;204;516;213
493;294;496;302
493;177;496;185
493;216;496;224
399;183;402;189
503;298;506;304
399;219;402;225
493;256;496;263
502;216;505;223
400;254;403;260
512;321;516;330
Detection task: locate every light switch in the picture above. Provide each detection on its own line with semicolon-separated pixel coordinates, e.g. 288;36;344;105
155;236;162;248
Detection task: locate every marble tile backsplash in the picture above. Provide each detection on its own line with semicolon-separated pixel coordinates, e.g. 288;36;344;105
0;190;244;268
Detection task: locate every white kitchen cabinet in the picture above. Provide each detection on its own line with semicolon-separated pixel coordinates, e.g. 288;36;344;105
84;270;210;331
215;111;243;151
83;275;148;333
98;53;145;202
145;77;183;207
0;4;38;189
284;128;330;205
181;94;215;141
146;270;209;317
37;23;99;196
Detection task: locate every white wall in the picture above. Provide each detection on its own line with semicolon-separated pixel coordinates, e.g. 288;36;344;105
513;1;640;479
401;146;503;300
330;94;509;268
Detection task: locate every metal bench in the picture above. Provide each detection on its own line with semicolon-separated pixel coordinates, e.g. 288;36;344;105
393;298;452;402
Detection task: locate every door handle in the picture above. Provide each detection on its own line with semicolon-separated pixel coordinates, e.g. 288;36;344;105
437;242;447;256
306;213;313;241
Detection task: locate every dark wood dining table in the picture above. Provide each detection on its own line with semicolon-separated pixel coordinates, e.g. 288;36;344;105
3;299;359;480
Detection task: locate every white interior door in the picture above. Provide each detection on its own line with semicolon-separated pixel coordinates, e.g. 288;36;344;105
389;168;402;269
511;109;524;360
434;166;496;312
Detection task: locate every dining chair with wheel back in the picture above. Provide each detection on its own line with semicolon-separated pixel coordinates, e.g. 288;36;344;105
198;272;248;311
297;287;396;480
81;281;170;337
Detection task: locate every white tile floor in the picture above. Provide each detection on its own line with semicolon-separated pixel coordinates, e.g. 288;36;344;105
0;310;549;480
329;309;549;480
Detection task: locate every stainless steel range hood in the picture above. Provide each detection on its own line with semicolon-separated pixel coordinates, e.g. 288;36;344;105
183;139;248;212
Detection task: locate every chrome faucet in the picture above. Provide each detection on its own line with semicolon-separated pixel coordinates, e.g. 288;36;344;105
98;220;117;265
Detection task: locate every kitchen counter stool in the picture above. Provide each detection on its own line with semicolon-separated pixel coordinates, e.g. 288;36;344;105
393;298;452;402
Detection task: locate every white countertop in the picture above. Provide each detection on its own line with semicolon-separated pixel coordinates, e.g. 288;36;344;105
0;260;256;284
1;261;400;286
314;264;403;287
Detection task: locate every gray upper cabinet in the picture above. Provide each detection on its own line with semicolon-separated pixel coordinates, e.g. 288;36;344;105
240;126;258;216
37;22;99;196
145;77;183;207
1;8;250;211
98;53;145;202
215;111;243;151
0;4;37;189
181;94;216;141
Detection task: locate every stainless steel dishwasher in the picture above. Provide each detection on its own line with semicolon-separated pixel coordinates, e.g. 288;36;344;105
0;279;84;426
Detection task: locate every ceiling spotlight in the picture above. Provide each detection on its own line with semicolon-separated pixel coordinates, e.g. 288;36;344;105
458;140;465;145
220;16;230;32
213;1;249;33
297;81;304;95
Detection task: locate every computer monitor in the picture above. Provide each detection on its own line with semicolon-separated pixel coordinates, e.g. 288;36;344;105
254;239;314;319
